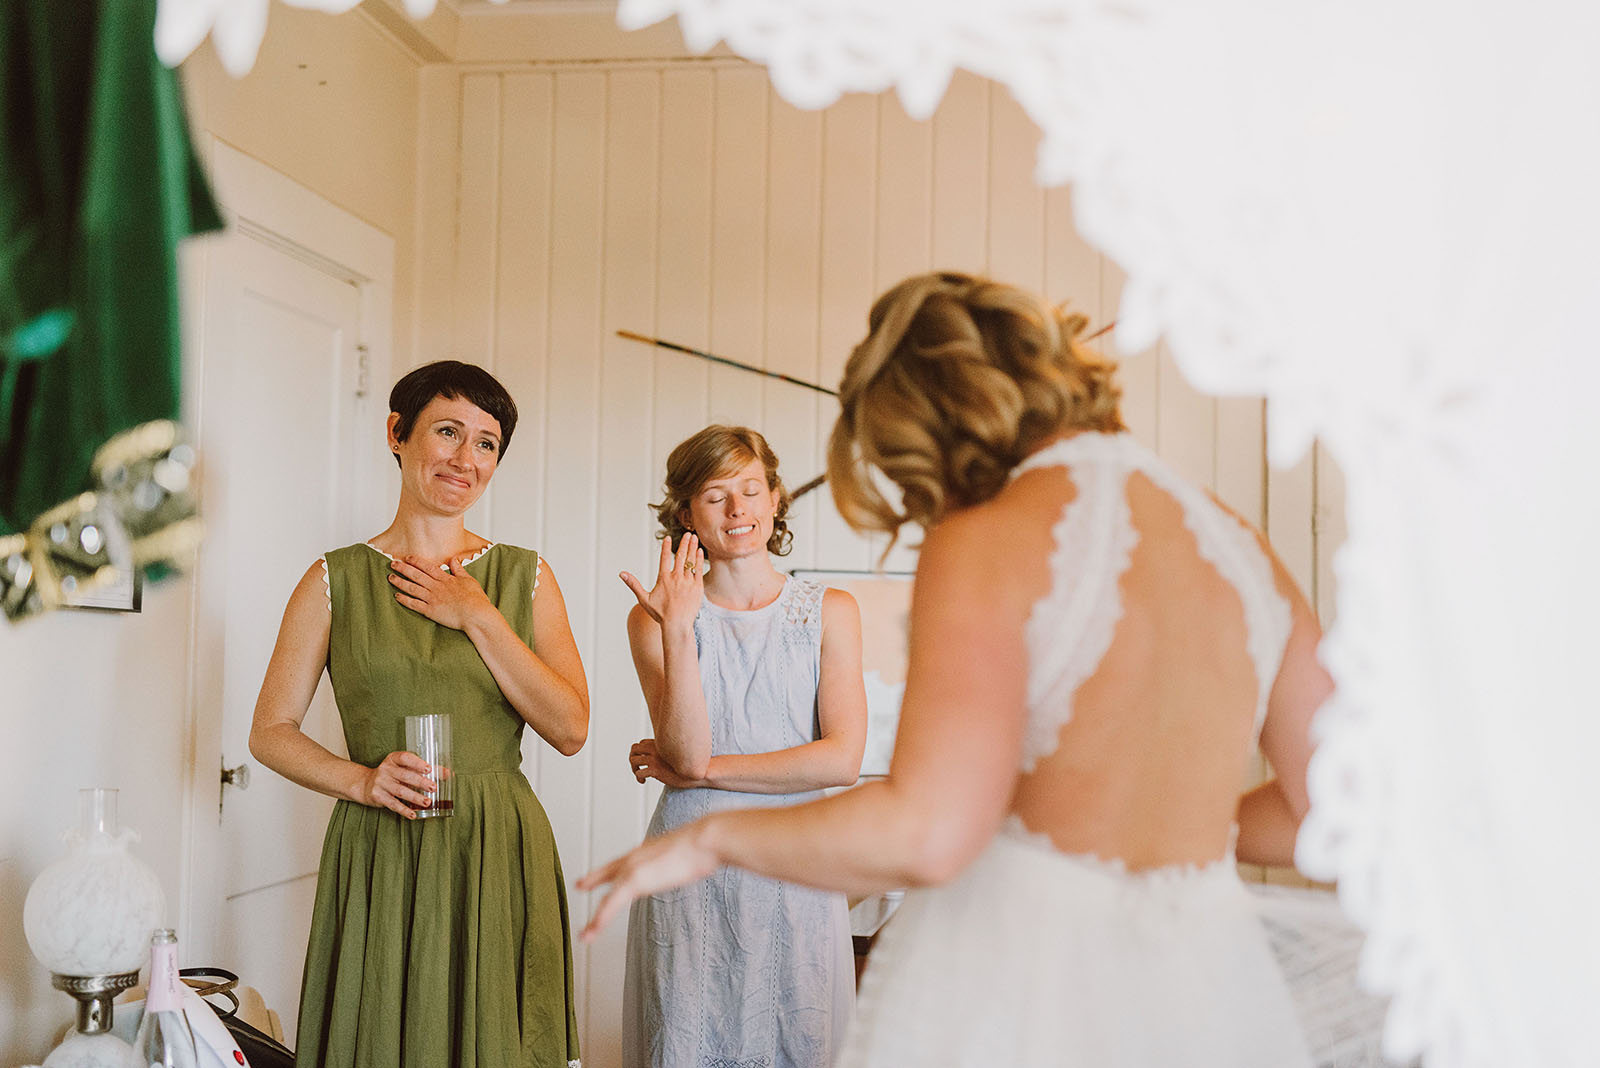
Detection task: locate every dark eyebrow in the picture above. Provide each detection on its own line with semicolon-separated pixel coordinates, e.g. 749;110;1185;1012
433;417;500;443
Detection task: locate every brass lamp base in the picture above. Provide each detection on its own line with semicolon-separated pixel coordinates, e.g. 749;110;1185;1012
51;970;140;1035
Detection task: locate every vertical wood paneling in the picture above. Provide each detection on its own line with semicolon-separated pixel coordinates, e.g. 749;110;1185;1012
987;89;1046;291
413;67;461;363
814;93;879;573
1103;261;1160;448
652;69;716;476
932;73;990;273
1214;397;1266;525
456;73;501;538
585;69;662;1061
1267;439;1317;598
457;77;499;534
1044;185;1100;325
874;95;932;290
1156;342;1218;489
873;94;933;572
1315;443;1347;626
494;73;555;588
536;79;607;1025
455;75;502;364
762;93;825;571
708;69;769;427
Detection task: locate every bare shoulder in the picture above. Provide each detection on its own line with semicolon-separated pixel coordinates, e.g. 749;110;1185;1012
273;558;332;649
625;601;660;639
295;556;329;588
286;557;331;610
820;586;859;612
918;491;1056;618
820;586;861;630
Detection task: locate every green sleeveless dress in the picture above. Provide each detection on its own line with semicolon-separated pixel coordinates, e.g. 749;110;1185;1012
295;542;581;1068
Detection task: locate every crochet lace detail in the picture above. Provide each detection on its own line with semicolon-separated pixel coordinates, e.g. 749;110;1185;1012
782;576;826;644
318;554;331;611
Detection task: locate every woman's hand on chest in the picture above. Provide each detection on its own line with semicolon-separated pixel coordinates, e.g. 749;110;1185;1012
387;554;496;632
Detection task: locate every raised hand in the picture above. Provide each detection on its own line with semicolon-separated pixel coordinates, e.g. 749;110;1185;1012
619;533;707;630
389;553;493;631
629;737;704;789
576;822;720;941
359;750;438;819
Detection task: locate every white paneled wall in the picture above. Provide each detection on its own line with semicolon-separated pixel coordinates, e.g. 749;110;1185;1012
422;61;1311;1063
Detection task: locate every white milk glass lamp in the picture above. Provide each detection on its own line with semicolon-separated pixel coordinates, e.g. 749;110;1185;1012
22;788;166;1040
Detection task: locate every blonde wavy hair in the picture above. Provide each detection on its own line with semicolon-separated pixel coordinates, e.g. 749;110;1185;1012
653;425;794;556
827;272;1123;549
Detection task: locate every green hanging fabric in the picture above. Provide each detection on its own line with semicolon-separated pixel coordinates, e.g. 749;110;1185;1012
0;0;223;536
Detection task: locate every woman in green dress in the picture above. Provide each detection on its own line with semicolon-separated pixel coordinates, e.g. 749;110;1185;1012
250;360;589;1068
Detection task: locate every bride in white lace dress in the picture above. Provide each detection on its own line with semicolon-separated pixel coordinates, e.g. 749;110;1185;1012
581;271;1331;1066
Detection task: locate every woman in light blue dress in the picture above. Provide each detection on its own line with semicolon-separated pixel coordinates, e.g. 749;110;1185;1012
617;425;868;1068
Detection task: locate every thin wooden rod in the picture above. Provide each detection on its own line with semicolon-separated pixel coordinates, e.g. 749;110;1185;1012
616;330;839;397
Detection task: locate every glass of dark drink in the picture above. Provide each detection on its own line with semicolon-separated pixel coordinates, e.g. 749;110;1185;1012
404;713;454;818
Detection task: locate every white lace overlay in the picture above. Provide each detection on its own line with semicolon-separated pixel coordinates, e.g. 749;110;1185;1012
615;5;1600;1064
1013;436;1138;772
1013;434;1288;772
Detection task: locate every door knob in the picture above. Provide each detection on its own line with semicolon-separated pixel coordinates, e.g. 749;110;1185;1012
221;762;251;790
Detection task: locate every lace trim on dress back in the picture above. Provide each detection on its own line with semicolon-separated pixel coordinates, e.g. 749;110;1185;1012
1013;435;1141;772
998;813;1240;889
1009;433;1292;772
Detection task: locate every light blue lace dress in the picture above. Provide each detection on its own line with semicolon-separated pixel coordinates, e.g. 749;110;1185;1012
622;576;853;1068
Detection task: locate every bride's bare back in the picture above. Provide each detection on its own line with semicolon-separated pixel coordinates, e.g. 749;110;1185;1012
989;433;1308;870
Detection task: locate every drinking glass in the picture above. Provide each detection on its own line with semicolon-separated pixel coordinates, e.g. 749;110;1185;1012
404;714;453;818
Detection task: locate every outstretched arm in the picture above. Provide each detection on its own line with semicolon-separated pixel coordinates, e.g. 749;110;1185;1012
250;561;438;818
629;588;869;793
581;510;1029;938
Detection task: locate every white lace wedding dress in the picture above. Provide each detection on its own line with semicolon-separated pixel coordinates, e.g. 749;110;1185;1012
837;432;1313;1068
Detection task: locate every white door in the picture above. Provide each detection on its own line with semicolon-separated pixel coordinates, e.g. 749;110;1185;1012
184;142;394;1044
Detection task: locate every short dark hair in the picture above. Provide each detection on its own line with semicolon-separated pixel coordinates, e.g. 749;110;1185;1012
389;361;519;464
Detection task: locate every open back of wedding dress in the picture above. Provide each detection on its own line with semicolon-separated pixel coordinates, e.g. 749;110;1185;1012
837;432;1315;1068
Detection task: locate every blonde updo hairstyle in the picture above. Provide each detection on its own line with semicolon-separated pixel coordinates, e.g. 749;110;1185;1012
828;272;1123;549
653;425;794;556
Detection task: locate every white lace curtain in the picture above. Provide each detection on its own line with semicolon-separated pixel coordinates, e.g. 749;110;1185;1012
159;1;1600;1064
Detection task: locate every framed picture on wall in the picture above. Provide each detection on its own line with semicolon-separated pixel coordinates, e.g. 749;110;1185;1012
792;569;915;777
61;562;142;613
